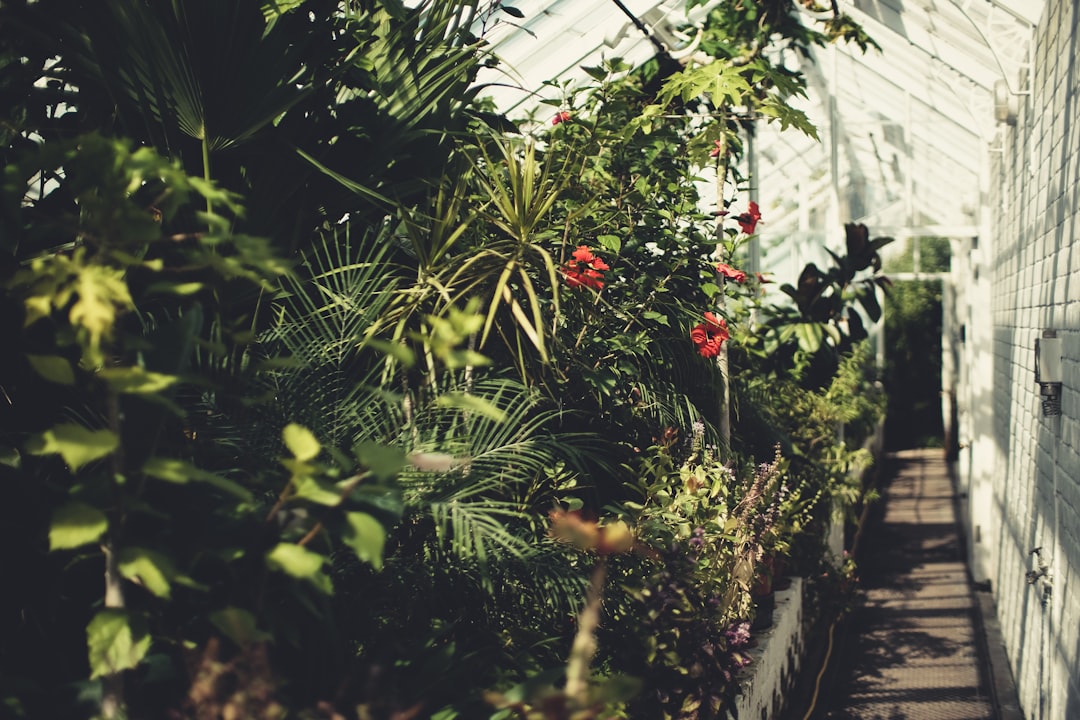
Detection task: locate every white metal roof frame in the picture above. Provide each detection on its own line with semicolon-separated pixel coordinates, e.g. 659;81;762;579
474;0;1046;267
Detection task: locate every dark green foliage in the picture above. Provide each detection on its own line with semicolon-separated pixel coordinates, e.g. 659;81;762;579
0;1;886;718
883;280;944;449
881;237;948;449
744;223;893;388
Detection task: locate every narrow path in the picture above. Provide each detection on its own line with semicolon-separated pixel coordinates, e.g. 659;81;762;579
815;449;995;720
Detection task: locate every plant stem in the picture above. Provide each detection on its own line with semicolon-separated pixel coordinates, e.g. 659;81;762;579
101;383;127;718
201;131;212;217
564;559;607;709
714;135;731;449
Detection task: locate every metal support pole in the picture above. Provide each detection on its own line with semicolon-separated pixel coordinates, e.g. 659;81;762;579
716;157;731;450
747;120;761;275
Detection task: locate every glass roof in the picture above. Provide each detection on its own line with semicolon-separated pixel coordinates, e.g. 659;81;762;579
475;0;1045;272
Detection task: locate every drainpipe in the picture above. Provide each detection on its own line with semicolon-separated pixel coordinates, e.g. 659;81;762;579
747;120;761;275
607;0;675;59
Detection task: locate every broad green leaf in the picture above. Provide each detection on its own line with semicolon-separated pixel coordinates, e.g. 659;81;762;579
87;610;151;679
142;457;253;501
261;0;305;21
144;281;205;296
794;322;824;354
363;338;416;368
353;441;407;482
582;64;608;81
117;547;175;599
561;496;585;511
265;543;332;594
26;354;75;385
597;235;622;254
376;0;407;20
98;367;178;394
756;98;819;139
343;512;386;570
642;311;669;326
28;424;118;471
50;502;108;550
444;349;491;369
283;423;320;462
858;288;882;322
209;607;271;646
435;392;507;423
69;264;134;356
292;474;341;506
0;445;20;468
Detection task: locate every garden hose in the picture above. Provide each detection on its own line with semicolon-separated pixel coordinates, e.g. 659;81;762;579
802;618;838;720
801;473;877;720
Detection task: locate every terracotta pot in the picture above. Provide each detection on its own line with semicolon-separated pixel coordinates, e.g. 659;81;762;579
750;590;775;631
772;553;792;591
751;553;776;596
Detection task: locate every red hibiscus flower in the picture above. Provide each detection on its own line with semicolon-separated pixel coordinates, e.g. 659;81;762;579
552;111;571;125
735;201;762;234
562;245;609;290
716;263;747;283
690;312;729;358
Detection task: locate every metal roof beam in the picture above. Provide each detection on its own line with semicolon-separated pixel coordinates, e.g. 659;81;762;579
870;225;979;237
843;1;1001;88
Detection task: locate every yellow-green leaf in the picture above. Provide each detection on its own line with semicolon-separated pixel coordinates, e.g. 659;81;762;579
353;441;406;481
117;547;175;599
444;349;491;369
343;512;385;571
98;366;178;394
209;607;271;646
435;392;507;423
87;609;151;679
292;473;341;506
794;322;824;354
142;457;253;502
265;543;332;594
0;445;20;469
50;502;108;550
145;281;205;296
283;423;320;462
26;354;75;385
23;294;54;327
28;424;118;471
261;0;305;21
362;338;416;368
69;264;133;353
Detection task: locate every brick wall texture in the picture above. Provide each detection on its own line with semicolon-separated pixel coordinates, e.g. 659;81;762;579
979;1;1080;717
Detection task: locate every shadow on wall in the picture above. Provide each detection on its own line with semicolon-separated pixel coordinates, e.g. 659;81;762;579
989;323;1036;710
1028;59;1079;711
1034;158;1079;717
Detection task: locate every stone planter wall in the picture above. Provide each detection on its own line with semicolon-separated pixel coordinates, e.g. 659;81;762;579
733;577;805;720
733;418;884;718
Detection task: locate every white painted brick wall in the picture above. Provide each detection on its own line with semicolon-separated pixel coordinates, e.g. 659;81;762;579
961;0;1080;717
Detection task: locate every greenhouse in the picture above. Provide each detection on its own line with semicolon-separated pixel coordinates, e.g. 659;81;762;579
0;0;1076;718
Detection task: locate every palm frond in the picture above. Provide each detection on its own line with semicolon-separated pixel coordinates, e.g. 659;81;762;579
258;222;404;447
90;0;310;154
399;377;599;563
